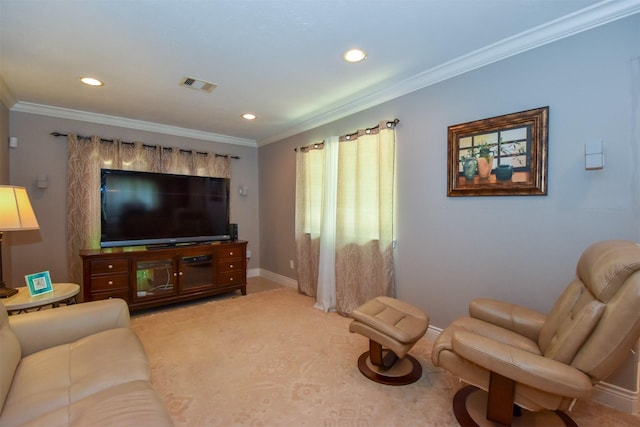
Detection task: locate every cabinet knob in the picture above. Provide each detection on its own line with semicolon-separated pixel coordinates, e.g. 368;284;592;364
179;271;183;276
230;264;234;268
229;251;234;256
108;280;113;285
108;264;113;269
229;277;234;282
173;272;177;277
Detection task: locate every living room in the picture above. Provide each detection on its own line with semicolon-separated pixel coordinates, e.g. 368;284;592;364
1;1;639;426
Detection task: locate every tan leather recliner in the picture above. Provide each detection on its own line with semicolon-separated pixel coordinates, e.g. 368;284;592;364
432;240;640;426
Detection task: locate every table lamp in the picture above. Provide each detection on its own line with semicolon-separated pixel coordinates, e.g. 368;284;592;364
0;185;40;298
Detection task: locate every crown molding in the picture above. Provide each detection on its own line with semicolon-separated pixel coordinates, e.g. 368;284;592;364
11;101;257;147
257;0;640;146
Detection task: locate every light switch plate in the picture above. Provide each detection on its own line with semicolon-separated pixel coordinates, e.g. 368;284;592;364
585;140;602;155
585;140;604;170
585;153;604;170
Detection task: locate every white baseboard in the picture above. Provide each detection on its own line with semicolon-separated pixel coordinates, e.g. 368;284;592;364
253;268;297;289
591;381;638;415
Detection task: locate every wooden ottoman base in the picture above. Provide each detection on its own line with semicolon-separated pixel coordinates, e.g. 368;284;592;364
357;351;422;385
349;296;429;386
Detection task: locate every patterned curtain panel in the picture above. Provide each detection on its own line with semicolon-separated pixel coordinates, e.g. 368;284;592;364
66;134;231;286
295;232;320;298
162;147;194;175
294;146;325;298
195;151;232;177
119;142;162;172
67;135;118;287
294;121;397;315
335;125;396;314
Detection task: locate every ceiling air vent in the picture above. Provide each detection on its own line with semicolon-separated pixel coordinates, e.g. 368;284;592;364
180;76;217;93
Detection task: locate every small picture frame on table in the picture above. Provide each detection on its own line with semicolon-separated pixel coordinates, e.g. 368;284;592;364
25;271;53;297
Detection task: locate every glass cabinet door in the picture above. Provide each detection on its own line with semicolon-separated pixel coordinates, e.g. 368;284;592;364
134;258;176;300
179;254;214;292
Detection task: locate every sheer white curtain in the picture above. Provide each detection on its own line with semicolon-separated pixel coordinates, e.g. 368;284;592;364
295;121;397;315
315;136;339;312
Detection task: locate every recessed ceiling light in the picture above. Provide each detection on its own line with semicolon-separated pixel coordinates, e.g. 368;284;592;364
80;77;104;86
242;113;256;120
343;48;367;63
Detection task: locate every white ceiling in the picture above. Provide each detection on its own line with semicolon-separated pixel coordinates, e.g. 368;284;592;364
1;0;638;147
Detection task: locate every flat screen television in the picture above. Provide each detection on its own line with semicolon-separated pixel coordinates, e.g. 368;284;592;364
100;169;230;248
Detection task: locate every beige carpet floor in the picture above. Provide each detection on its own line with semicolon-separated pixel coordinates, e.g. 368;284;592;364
131;287;640;427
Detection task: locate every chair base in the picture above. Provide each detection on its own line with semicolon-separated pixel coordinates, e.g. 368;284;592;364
356;350;422;385
453;386;578;427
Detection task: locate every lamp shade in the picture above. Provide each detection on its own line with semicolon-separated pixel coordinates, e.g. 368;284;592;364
0;186;40;231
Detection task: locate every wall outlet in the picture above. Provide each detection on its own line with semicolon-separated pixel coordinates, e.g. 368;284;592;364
289;260;295;269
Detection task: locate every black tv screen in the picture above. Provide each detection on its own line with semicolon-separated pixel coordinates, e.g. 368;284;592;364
100;169;230;248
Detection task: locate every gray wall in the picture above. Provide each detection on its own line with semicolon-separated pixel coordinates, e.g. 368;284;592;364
0;101;8;182
1;98;11;283
7;113;261;286
259;16;640;330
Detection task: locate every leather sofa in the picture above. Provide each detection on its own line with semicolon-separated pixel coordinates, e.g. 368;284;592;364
0;298;173;427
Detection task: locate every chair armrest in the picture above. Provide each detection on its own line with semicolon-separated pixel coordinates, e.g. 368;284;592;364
469;298;546;342
452;329;593;399
9;299;131;357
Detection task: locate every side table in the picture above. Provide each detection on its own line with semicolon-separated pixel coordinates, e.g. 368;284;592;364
0;283;80;315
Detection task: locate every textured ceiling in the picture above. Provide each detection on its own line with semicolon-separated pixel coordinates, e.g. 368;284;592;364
1;0;637;146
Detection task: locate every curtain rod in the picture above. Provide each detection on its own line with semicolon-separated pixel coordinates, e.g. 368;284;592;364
294;118;399;152
294;141;325;153
49;132;240;159
342;118;399;140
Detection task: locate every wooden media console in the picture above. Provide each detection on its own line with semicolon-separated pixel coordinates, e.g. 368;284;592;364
80;241;247;311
